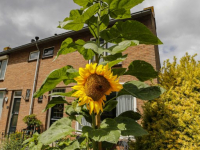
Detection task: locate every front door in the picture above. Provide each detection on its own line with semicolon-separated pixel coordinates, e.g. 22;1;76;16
9;91;22;133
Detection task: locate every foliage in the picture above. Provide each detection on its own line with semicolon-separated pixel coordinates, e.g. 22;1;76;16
134;53;200;150
0;132;28;150
23;114;42;127
30;0;163;149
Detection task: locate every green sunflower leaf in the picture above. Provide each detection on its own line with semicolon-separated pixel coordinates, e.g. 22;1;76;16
82;3;100;21
83;41;110;55
117;80;165;100
87;14;109;37
63;140;80;150
100;54;127;67
110;8;131;19
108;40;139;54
34;66;79;98
58;9;84;31
105;0;144;10
55;38;84;60
38;118;74;145
112;68;126;76
115;116;148;136
73;0;93;8
43;97;68;112
100;20;163;45
103;0;144;19
118;110;141;120
104;100;118;112
124;60;158;81
82;118;120;143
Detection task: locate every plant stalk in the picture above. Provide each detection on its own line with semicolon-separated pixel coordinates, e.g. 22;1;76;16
92;113;98;150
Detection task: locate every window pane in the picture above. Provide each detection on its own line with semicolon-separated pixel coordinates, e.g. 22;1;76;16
0;59;8;79
15;91;22;96
0;91;4;119
43;47;54;57
52;89;65;93
51;104;64;119
29;51;39;60
116;95;135;116
11;114;18;127
12;98;21;113
25;89;31;99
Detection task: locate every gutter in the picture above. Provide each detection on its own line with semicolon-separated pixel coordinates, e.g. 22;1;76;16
29;41;40;115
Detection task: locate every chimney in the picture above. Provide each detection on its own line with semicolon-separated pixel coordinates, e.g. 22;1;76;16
144;6;155;17
3;46;11;51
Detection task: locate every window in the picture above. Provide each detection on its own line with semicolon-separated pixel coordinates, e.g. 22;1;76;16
29;51;39;61
0;56;8;80
43;47;54;58
25;89;31;100
76;92;136;131
0;91;5;119
48;88;65;127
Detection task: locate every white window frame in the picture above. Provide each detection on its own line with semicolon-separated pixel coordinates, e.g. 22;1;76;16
47;88;65;128
0;55;9;80
0;90;5;120
75;83;137;134
29;51;39;61
42;46;54;58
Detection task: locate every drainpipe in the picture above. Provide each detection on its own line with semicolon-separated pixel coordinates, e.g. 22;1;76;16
29;37;40;115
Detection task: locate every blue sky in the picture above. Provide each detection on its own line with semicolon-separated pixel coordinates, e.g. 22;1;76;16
0;0;199;65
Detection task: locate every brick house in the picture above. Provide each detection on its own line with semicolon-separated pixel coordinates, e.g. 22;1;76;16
0;8;160;135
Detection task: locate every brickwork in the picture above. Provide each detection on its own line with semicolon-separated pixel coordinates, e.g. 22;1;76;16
0;11;160;133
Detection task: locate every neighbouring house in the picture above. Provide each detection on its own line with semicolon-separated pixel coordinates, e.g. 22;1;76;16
0;7;160;136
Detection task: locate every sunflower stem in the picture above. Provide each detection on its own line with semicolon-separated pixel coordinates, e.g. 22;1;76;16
97;113;102;150
92;113;98;150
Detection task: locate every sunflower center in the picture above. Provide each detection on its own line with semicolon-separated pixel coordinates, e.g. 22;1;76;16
85;74;111;101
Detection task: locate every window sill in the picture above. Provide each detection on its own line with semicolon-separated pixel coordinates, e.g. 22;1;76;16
42;55;54;59
28;59;38;62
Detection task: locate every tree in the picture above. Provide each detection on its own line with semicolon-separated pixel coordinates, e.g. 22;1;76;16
134;53;200;150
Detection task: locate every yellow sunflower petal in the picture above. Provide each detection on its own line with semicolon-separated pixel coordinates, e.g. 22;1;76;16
89;101;95;114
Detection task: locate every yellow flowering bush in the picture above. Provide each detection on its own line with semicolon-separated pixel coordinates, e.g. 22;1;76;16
134;53;200;150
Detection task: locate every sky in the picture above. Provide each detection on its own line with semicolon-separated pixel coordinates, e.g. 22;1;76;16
0;0;200;65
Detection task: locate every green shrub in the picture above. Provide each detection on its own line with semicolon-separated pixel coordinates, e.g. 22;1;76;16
134;54;200;150
0;132;28;150
23;114;42;127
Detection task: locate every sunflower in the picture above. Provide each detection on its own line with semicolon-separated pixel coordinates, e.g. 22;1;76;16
72;63;123;114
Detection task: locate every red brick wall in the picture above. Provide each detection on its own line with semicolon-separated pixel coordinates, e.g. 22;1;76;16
0;13;160;133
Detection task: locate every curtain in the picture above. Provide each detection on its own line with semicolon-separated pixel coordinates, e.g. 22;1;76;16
116;95;136;116
0;91;4;119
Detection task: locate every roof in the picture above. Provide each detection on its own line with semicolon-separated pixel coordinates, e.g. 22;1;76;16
0;9;152;56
